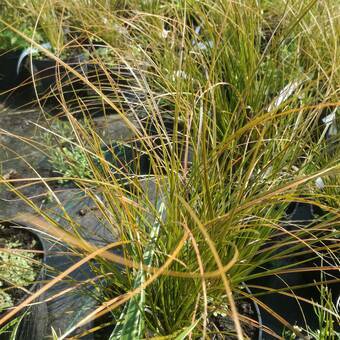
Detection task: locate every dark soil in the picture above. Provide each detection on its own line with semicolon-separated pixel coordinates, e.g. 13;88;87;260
208;299;259;339
0;223;43;311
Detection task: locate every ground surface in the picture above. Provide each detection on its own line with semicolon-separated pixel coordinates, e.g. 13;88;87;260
0;104;134;337
0;106;50;219
0;104;134;219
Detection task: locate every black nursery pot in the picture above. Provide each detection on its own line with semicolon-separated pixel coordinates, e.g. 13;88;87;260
0;221;47;340
0;51;22;91
83;62;146;117
28;54;88;113
0;218;97;340
102;141;152;178
0;50;32;103
248;202;339;339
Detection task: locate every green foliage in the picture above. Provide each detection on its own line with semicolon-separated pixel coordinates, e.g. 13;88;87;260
0;22;45;50
0;0;64;50
51;328;59;340
49;146;93;182
0;289;13;312
308;286;340;340
0;312;27;339
110;201;165;339
282;285;340;340
0;244;37;287
0;239;38;314
0;0;45;50
0;26;28;50
0;0;338;338
42;120;93;182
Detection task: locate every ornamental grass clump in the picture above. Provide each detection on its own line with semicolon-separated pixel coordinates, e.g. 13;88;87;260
0;0;339;338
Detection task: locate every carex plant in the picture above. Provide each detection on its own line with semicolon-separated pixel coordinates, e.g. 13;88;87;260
0;0;339;338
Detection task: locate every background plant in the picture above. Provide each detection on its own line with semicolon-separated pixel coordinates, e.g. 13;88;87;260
41;120;94;182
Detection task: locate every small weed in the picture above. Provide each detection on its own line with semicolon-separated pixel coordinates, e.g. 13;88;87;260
0;225;42;314
0;289;13;313
0;243;36;287
41;120;93;182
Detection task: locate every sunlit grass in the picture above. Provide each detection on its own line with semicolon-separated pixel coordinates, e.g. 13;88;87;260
0;0;339;338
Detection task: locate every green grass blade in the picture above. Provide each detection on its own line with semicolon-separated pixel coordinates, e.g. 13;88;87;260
174;319;200;340
110;201;165;339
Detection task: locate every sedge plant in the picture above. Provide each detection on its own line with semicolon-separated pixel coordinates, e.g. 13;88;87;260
0;0;339;339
